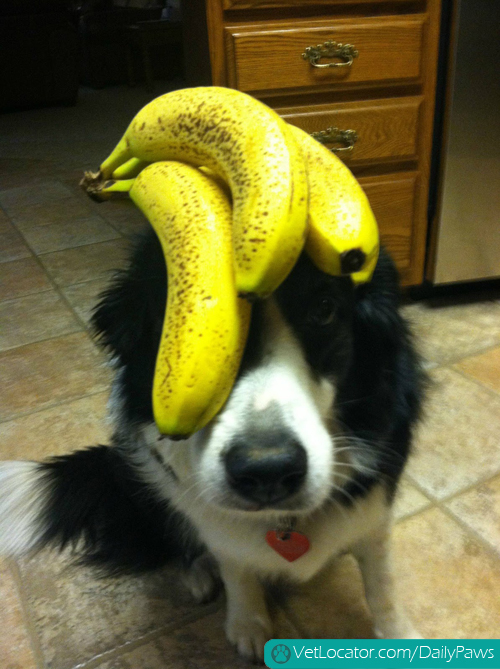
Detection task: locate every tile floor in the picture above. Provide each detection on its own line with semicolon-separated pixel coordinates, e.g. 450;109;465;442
1;86;500;669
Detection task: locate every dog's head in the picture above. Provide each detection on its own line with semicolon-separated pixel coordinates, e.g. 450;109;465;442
96;231;418;519
184;253;355;515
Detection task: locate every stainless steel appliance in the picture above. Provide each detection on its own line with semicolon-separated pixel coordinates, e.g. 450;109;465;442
430;0;500;284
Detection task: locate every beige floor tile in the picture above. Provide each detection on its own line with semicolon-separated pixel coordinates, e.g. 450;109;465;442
20;216;121;255
94;610;255;669
278;555;375;639
453;346;500;395
0;219;31;263
9;198;95;230
402;299;500;365
393;507;500;638
0;180;73;211
446;475;500;556
0;257;52;301
17;552;213;669
0;291;82;352
0;392;110;461
392;478;432;521
406;367;500;499
0;332;111;421
0;558;38;669
61;277;111;327
39;239;130;287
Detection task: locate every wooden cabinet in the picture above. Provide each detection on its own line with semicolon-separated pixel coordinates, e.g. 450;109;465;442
183;0;442;285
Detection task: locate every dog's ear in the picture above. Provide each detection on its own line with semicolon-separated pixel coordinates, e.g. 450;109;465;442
91;231;166;364
352;248;404;345
342;247;424;435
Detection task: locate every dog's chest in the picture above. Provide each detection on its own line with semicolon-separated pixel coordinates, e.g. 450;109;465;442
176;485;389;582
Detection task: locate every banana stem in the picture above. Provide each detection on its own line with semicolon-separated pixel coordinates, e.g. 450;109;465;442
99;137;132;179
112;157;149;180
80;175;135;202
99;178;135;200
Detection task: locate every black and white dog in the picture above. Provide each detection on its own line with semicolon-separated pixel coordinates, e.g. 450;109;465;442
0;229;424;660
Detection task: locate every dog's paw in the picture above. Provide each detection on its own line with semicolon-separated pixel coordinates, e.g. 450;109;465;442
225;614;273;663
182;553;220;604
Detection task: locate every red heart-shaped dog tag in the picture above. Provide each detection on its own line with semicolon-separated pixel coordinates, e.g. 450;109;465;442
266;530;310;562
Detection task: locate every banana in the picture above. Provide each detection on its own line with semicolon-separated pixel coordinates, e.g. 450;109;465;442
287;124;379;284
82;86;308;298
109;161;251;437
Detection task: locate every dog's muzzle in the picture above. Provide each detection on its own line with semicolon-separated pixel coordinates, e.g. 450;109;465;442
224;428;307;506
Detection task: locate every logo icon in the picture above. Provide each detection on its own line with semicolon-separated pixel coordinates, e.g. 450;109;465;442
271;644;291;664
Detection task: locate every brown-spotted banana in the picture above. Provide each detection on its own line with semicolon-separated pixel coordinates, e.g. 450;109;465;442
82;86;309;298
287;124;379;284
104;161;252;437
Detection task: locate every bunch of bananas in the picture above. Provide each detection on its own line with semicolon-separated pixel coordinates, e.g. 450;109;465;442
81;86;379;437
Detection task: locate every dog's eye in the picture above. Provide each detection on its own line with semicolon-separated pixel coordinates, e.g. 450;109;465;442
308;296;337;327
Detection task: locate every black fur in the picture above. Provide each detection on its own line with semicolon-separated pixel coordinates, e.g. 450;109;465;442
37;445;201;574
276;250;425;502
44;228;423;574
338;253;425;499
92;231;166;426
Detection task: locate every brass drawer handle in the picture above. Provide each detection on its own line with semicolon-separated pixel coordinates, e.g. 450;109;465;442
311;127;358;153
302;41;358;69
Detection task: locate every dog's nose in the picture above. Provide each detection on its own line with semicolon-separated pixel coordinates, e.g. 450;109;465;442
225;434;307;505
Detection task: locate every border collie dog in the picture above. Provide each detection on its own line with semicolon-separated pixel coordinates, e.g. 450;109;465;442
0;230;424;661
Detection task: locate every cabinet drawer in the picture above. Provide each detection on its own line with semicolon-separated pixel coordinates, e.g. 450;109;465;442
358;172;419;274
280;96;422;166
224;0;413;8
225;15;426;94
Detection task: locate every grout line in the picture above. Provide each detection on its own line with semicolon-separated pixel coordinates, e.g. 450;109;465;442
0;286;54;303
0;289;72;308
433;504;500;565
0;387;111;427
392;497;500;568
75;601;222;669
448;364;500;401
0;328;94;357
404;470;500;559
422;338;500;371
1;221;119;341
394;500;434;524
429;469;500;505
402;475;441;503
2;219;90;329
8;559;47;669
405;466;500;506
32;232;123;258
11;215;128;332
60;276;115;288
